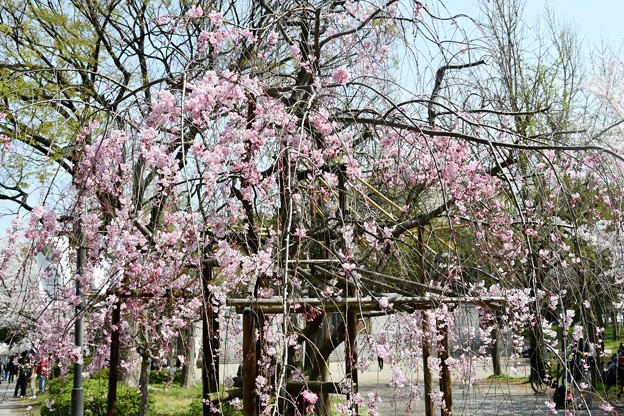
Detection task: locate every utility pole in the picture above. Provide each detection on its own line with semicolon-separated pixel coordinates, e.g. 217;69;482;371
71;225;85;416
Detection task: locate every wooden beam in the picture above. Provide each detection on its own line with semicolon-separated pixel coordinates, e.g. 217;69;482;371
206;388;243;402
227;295;505;314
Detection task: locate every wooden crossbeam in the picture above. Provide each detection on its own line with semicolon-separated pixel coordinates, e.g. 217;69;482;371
227;295;505;314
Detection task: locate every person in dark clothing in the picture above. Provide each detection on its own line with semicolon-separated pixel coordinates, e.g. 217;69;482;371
1;356;7;382
7;355;15;383
13;356;32;398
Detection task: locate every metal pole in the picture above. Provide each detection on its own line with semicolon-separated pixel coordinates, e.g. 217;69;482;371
202;264;220;416
71;227;85;416
106;299;120;416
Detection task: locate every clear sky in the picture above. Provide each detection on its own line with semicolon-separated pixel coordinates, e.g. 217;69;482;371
526;0;624;48
449;0;624;50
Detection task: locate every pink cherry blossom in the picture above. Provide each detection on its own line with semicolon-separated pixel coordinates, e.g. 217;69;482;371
185;5;203;18
332;65;350;84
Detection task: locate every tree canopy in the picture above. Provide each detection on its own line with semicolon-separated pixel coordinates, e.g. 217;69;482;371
1;0;624;415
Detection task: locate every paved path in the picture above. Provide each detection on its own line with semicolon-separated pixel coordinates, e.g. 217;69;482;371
0;381;37;416
349;359;603;415
357;375;602;415
0;358;606;415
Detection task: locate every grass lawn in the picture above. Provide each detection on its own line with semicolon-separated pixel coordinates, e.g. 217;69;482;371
150;384;203;416
603;326;624;356
25;382;206;416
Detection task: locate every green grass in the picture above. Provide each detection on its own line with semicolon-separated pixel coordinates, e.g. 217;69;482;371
602;326;623;356
150;384;203;416
486;373;528;382
27;381;203;416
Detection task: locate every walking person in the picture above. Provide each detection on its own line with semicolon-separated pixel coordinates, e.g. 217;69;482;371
13;356;32;398
4;355;10;381
36;354;48;393
0;356;5;383
29;359;37;399
7;354;15;383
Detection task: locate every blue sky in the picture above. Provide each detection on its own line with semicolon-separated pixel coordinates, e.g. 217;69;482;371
526;0;624;48
450;0;624;49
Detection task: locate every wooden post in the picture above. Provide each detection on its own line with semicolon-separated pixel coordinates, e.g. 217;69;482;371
422;316;434;416
439;324;452;416
338;167;359;415
243;308;258;416
418;227;434;416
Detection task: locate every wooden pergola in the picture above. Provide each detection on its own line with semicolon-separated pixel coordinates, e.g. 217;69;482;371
221;293;506;416
196;168;510;416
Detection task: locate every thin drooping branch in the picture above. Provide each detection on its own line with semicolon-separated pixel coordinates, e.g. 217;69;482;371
333;115;624;162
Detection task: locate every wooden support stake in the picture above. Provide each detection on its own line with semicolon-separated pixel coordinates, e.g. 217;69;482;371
227;295;505;313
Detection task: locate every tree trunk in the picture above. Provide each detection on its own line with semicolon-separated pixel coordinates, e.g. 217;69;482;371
304;313;344;416
585;305;600;389
491;325;502;376
138;352;151;416
179;324;195;388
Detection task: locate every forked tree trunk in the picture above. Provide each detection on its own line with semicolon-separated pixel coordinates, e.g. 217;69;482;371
291;312;349;416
